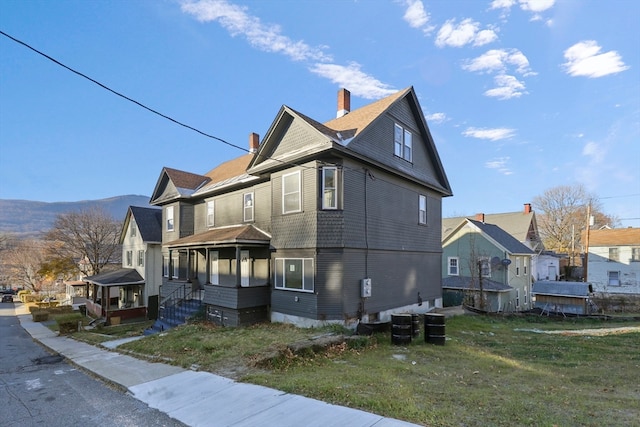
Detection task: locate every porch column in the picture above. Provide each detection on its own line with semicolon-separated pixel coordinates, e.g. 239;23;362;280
186;250;192;283
205;249;210;284
168;249;173;281
235;246;241;288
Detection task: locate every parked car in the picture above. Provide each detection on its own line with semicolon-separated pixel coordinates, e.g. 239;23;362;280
1;294;13;303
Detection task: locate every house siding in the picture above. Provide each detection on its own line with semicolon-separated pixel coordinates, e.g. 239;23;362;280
588;245;640;294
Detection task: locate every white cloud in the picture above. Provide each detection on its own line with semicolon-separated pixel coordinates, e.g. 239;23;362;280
403;1;428;28
309;63;396;99
181;0;331;62
463;127;516;140
463;48;534;75
485;157;513;175
181;0;396;100
519;0;555;13
582;141;603;163
426;112;447;124
562;40;629;78
435;18;498;48
490;0;516;9
484;74;527;99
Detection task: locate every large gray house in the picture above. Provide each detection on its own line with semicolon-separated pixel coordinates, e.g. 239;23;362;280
150;87;452;327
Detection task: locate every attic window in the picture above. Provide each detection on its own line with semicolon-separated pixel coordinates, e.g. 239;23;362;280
394;123;412;162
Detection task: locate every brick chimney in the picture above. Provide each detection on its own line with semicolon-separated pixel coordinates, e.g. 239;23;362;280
475;213;485;223
249;132;259;153
337;88;350;118
524;203;532;214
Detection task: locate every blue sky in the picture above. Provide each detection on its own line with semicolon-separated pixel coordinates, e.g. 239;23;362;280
1;0;639;227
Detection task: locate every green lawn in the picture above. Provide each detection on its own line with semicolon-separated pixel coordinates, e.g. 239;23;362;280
103;315;639;426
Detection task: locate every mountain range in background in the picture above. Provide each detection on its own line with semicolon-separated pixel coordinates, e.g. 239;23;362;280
0;195;152;239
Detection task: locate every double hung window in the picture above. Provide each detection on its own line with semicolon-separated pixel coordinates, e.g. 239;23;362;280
394;123;412;162
283;171;301;214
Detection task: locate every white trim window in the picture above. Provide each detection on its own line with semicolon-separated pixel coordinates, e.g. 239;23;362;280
275;258;314;292
394;123;413;162
283;171;301;214
608;247;619;262
516;289;520;308
207;200;215;227
479;258;491;277
322;167;338;210
419;194;427;224
126;250;133;267
130;220;137;237
163;256;169;277
632;247;640;262
608;271;620;286
515;257;521;276
166;206;174;232
137;250;144;267
448;257;459;276
243;193;254;222
523;258;528;276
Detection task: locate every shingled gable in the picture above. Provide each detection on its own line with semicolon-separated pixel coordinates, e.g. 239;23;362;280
150;167;211;204
247;86;452;195
443;218;534;256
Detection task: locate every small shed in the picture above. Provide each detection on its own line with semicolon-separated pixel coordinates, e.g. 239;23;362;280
532;280;594;315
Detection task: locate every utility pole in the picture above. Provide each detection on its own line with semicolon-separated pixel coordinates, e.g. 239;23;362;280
584;200;591;282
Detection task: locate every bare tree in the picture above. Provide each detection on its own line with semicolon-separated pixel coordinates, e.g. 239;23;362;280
45;207;122;276
3;239;48;292
533;184;618;255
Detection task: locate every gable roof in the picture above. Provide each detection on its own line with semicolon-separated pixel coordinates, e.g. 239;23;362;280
444;218;534;255
248;86;452;196
128;206;162;243
443;210;539;248
150;167;211;204
586;228;640;246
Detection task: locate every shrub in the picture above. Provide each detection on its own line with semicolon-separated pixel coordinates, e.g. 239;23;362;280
56;313;84;335
32;310;49;322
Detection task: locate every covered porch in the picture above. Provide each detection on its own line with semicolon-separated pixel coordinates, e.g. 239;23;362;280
165;224;272;327
84;269;147;325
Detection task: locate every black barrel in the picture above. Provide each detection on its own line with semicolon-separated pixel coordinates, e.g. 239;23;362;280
411;313;420;338
391;314;413;345
424;313;446;345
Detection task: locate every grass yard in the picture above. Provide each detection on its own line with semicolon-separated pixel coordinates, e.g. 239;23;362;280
108;315;639;426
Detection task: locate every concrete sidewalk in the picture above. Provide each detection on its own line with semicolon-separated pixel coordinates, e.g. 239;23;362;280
15;303;420;427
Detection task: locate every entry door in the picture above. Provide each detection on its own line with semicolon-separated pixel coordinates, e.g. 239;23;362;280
240;250;250;287
210;251;219;285
548;266;557;280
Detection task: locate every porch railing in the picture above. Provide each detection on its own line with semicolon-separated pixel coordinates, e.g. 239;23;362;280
160;282;203;327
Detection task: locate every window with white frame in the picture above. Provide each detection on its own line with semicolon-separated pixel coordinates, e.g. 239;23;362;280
479;258;491;277
516;289;520;308
524;287;528;305
608;271;620;286
126;250;133;266
130;220;137;237
275;258;314;291
207;200;215;227
283;171;301;214
166;206;174;231
394;123;412;162
419;195;427;224
515;257;521;276
243;193;254;222
633;248;640;262
137;250;144;267
322;167;338;209
448;257;459;276
524;258;528;275
163;256;169;277
609;247;619;262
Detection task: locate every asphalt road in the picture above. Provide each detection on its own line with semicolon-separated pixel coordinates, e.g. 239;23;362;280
0;301;187;427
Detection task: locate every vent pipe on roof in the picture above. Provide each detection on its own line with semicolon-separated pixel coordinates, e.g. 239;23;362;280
249;132;259;153
337;88;350;118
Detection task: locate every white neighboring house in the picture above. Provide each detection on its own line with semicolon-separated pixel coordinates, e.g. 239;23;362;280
586;228;640;295
83;206;163;324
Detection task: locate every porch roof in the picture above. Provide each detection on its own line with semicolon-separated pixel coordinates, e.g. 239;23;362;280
84;268;145;287
442;275;512;292
166;224;271;249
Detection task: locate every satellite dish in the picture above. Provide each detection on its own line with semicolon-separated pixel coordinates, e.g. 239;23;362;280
501;259;512;266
